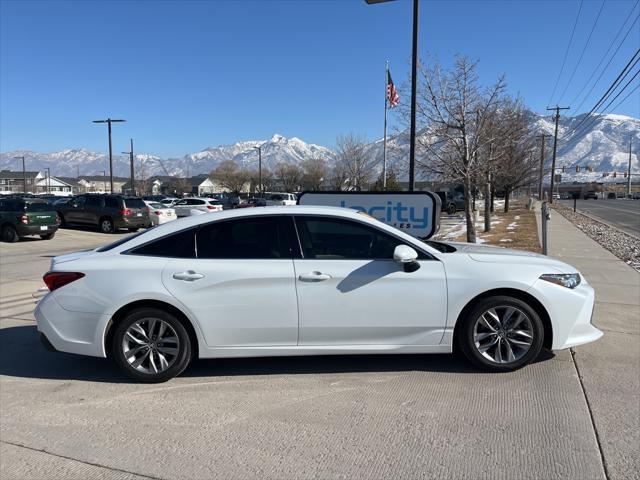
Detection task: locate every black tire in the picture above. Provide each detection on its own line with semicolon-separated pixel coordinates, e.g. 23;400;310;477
128;227;139;233
458;295;544;372
57;212;66;227
99;216;115;234
40;232;56;240
447;203;456;215
1;224;19;243
112;308;192;383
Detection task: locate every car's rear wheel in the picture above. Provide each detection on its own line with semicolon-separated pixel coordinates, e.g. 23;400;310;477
447;203;456;215
1;224;19;243
458;296;543;372
113;308;192;383
99;216;115;234
128;227;138;233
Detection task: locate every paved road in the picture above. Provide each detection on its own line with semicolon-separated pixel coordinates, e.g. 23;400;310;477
0;226;636;479
558;198;640;237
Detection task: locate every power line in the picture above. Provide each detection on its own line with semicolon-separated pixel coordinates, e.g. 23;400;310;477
570;8;640;112
607;82;640;113
569;70;640;139
564;49;640;139
547;0;584;107
557;0;606;104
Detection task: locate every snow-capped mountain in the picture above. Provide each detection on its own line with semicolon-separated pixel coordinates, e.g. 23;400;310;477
0;134;334;178
1;115;637;181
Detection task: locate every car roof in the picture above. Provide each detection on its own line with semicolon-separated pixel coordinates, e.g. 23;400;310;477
110;205;439;256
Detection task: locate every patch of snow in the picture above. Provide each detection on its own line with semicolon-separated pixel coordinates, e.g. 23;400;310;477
500;238;513;243
507;222;518;230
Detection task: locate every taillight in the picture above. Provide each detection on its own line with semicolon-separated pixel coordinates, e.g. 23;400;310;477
18;215;29;224
55;214;61;224
120;209;133;216
43;272;85;291
155;210;162;215
206;205;216;209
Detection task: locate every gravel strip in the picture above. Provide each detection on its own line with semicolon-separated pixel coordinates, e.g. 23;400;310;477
554;205;640;272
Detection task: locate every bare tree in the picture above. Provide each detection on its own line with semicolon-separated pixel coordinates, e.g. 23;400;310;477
274;162;303;192
335;134;375;190
247;167;274;195
410;56;506;242
300;157;327;191
328;162;349;191
211;160;249;193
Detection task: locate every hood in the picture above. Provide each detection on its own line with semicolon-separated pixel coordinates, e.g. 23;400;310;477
444;242;578;274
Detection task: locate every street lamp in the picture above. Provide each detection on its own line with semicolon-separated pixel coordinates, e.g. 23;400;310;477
101;170;107;193
93;118;126;194
253;145;263;197
122;138;135;196
13;156;26;193
365;0;419;191
45;167;51;194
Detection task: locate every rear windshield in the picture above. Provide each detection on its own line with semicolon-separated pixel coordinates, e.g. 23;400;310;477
25;202;54;212
124;198;147;209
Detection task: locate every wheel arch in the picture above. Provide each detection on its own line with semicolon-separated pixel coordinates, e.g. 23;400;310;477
452;288;552;351
104;299;200;359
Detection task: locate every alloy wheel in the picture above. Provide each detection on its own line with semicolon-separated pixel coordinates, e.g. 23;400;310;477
122;318;180;374
472;306;534;364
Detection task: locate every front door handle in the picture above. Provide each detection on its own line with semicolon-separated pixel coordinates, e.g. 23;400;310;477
298;271;332;282
173;270;205;282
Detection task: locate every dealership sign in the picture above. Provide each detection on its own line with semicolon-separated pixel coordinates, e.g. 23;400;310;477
297;191;441;239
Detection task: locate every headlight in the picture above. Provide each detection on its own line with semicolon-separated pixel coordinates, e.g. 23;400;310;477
540;273;581;289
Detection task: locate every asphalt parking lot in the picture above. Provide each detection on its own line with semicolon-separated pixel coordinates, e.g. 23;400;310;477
0;225;637;479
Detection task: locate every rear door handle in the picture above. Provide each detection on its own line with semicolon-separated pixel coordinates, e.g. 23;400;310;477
173;270;205;282
298;271;332;282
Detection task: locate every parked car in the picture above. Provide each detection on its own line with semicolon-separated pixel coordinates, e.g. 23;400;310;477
264;193;297;206
632;192;640;200
159;197;179;207
35;205;602;382
237;197;267;208
584;191;598;200
144;201;177;226
57;194;151;233
172;197;223;217
559;192;571;200
607;192;616;199
0;197;59;242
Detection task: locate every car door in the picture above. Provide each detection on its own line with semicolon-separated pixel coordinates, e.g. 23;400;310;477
65;195;87;223
160;216;299;347
293;215;447;346
84;195;104;225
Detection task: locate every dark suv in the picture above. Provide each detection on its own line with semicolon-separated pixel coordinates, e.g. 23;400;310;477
0;197;59;242
57;194;151;233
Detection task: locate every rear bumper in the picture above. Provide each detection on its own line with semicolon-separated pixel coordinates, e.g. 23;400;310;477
115;217;150;228
35;293;107;358
16;224;58;236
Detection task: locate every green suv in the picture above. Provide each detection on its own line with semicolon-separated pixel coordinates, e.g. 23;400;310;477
0;197;59;242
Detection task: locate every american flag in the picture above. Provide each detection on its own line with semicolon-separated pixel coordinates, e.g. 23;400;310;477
387;70;399;108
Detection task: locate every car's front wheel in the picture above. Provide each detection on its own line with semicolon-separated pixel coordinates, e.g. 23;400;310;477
458;296;544;372
112;308;192;383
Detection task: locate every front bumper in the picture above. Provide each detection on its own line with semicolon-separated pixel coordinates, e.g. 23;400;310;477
35;293;108;358
17;224;59;236
529;278;603;350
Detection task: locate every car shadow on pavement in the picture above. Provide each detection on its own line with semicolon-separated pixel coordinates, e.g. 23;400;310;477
0;325;556;383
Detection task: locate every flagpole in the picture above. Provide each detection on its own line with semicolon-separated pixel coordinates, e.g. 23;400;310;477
383;60;389;190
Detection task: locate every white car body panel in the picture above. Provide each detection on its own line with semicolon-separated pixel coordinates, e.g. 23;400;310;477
34;205;602;361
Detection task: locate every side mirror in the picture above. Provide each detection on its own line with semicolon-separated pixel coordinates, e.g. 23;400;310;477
393;245;420;273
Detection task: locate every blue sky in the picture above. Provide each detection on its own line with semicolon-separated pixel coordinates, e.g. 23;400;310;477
1;0;638;157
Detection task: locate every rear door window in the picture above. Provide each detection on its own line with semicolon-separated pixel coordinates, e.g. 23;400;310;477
126;229;196;258
86;196;103;208
105;196;119;208
196;217;290;259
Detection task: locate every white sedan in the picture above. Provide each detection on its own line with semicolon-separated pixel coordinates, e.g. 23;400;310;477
172;197;223;217
144;201;177;226
35;206;602;383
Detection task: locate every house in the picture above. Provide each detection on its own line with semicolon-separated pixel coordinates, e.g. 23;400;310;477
77;176;129;194
35;176;73;196
0;170;43;195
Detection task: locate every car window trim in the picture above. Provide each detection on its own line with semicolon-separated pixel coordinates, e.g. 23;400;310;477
291;214;436;261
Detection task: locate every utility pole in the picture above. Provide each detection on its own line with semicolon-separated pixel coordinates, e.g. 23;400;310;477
546;106;569;204
537;134;550;200
102;170;107;193
253;145;263;197
45;167;51;194
628;134;633;198
93;118;126;195
408;0;419;192
13;156;26;193
122;138;135;196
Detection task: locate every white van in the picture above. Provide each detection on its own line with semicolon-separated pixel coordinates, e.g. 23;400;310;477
264;193;297;206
